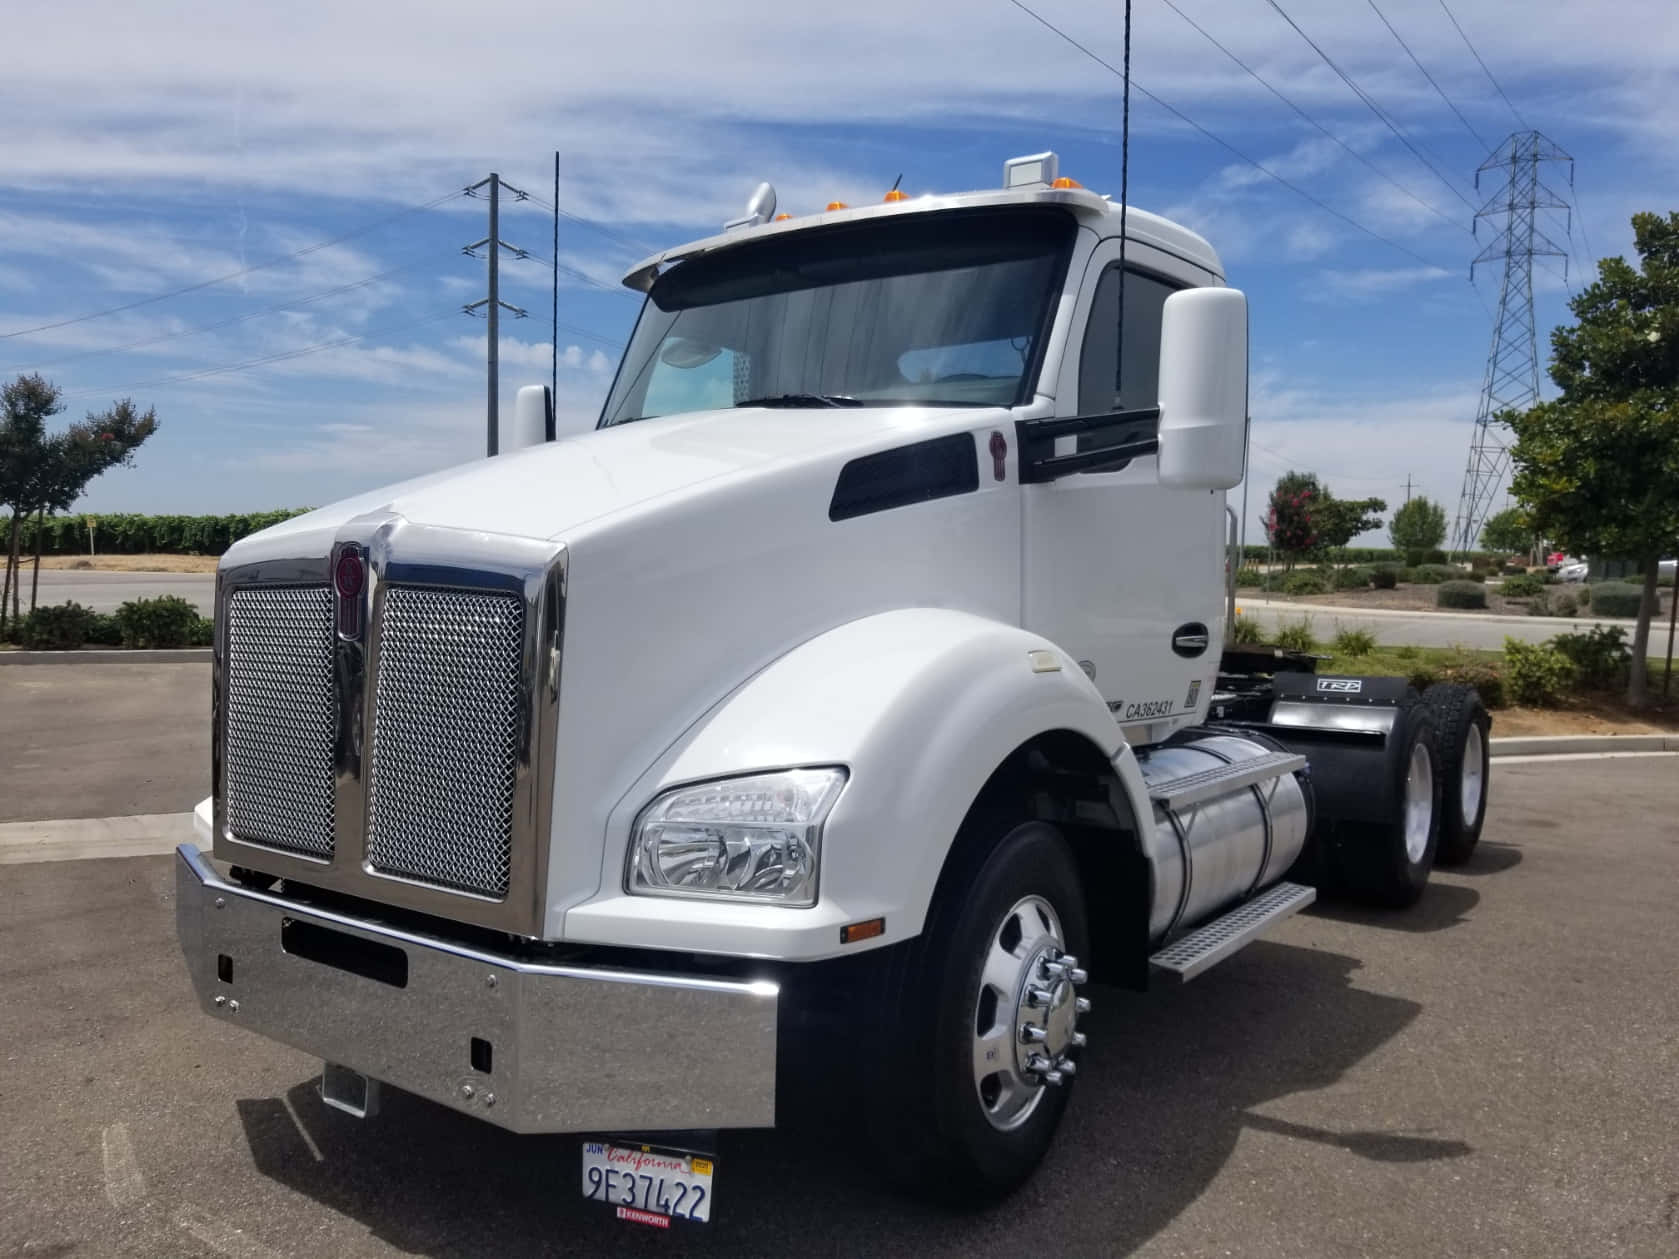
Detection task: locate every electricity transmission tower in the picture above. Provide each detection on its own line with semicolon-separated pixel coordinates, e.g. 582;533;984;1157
1451;132;1573;554
464;173;533;456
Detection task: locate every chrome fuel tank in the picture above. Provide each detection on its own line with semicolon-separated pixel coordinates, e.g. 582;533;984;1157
1136;734;1311;943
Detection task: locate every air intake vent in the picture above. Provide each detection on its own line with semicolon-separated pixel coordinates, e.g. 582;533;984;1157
224;586;336;857
365;587;524;897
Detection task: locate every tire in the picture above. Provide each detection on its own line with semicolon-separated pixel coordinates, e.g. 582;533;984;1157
866;818;1090;1200
1424;683;1491;866
1334;697;1443;907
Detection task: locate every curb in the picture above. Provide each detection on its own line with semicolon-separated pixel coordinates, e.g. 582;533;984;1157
1490;733;1679;757
0;648;211;666
1236;597;1632;628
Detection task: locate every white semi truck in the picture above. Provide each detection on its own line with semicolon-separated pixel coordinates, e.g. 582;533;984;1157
176;151;1493;1216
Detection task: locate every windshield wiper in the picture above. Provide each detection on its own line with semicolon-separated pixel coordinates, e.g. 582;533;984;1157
734;393;864;409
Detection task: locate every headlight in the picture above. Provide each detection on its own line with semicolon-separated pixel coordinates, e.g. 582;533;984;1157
628;768;846;907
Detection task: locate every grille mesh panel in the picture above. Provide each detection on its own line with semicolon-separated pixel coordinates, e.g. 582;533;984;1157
366;586;524;897
224;586;336;857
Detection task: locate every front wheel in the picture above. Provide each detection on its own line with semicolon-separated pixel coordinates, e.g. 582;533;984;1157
868;819;1091;1199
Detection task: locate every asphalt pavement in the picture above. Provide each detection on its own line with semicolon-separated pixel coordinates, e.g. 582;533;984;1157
24;569;215;614
1;746;1676;1256
1239;596;1655;651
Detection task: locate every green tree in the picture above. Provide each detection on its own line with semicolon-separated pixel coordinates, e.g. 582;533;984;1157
1504;210;1679;706
1264;470;1322;568
1479;506;1533;555
1389;496;1447;552
1;375;157;629
1315;494;1388;564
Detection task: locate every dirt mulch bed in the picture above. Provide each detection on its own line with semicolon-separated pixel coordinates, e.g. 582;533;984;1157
33;554;219;573
1494;692;1679;737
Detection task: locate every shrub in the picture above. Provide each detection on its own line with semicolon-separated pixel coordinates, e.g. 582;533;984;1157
1549;625;1629;690
1411;648;1507;709
1397;566;1420;583
1424;549;1448;565
8;509;311;557
1332;566;1373;591
1499;572;1546;598
18;601;95;650
1281;570;1328;596
86;612;122;645
1437;581;1487;609
1273;617;1316;653
1234;566;1264;588
1503;638;1575;706
1394;644;1418;661
1411;564;1459;585
1371;565;1399;589
1577;585;1590;606
1404;548;1428;568
1330;625;1377;657
1230;613;1263;643
1529;590;1579;618
113;595;202;648
1590;583;1645;618
1501;563;1527;576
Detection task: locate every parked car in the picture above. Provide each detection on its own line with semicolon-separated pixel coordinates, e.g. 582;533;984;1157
1557;559;1589;583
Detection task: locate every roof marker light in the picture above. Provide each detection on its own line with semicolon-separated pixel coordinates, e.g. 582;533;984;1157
826;201;848;211
883;189;906;202
774;213;792;220
1052;176;1083;189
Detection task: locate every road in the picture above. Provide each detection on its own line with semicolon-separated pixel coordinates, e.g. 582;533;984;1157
18;570;1665;650
1239;597;1658;651
25;569;215;614
1;680;1676;1256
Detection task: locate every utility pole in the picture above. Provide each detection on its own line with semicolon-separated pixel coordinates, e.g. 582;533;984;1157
464;173;532;456
1450;132;1572;556
1404;474;1413;504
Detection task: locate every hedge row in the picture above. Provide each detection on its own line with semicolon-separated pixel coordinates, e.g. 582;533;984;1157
6;597;212;650
1237;545;1501;564
1;509;311;557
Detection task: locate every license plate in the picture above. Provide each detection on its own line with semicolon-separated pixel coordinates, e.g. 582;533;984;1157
581;1141;714;1225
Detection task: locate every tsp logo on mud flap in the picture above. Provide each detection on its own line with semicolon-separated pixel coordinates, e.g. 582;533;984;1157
1316;678;1363;693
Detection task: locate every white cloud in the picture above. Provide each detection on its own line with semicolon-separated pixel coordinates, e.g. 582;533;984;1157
1310;265;1452;301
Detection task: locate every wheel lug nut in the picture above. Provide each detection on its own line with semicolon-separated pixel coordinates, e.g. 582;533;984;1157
1026;987;1053;1008
1070;1031;1088;1049
1025;1053;1051;1075
1043;1069;1065;1086
1067;967;1089;985
1058;954;1079;970
1056;1058;1077;1077
1074;996;1092;1015
1020;1024;1047;1044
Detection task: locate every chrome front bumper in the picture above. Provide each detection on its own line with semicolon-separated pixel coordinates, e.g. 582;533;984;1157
174;844;778;1133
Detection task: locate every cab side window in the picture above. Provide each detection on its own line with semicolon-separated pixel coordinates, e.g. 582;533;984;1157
1077;266;1178;415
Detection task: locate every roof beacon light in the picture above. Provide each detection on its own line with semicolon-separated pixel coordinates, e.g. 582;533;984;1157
1051;176;1083;189
724;181;778;231
826;201;849;211
1003;151;1059;189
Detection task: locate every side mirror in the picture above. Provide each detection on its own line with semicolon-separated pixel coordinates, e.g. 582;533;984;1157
1156;287;1248;491
507;384;554;453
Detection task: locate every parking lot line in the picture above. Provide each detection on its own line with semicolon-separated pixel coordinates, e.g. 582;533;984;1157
0;812;190;864
100;1122;146;1209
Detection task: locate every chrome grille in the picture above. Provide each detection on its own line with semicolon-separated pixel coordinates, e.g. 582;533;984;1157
365;586;524;897
223;586;336;857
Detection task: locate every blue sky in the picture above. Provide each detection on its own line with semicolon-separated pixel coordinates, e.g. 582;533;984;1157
2;0;1674;545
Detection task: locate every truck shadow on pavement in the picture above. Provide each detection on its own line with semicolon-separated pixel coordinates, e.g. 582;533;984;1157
235;939;1455;1258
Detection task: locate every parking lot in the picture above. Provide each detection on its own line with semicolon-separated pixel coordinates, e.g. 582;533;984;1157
2;665;1676;1257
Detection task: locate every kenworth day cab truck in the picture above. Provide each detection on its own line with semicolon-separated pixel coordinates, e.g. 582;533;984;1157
176;151;1493;1216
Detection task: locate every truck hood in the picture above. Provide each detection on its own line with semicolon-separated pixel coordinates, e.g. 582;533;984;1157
229;405;992;562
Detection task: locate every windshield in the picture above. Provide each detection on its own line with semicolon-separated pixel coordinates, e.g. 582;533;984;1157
600;208;1075;424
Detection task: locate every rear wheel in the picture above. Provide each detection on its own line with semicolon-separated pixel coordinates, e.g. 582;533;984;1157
868;818;1090;1199
1424;683;1491;866
1336;700;1443;907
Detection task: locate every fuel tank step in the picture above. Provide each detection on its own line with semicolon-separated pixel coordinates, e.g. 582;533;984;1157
1145;749;1306;810
1149;880;1317;982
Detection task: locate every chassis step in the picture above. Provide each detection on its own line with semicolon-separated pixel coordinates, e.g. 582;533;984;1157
1146;749;1306;810
1149;881;1317;982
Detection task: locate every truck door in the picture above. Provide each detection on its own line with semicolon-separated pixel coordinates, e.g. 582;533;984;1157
1020;238;1225;741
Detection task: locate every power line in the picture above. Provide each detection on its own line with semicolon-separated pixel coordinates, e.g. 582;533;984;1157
1156;0;1465;234
1003;0;1454;271
0;189;464;342
3;254;449;374
1364;0;1489;150
521;190;660;257
1437;0;1528;130
60;308;465;400
1262;0;1476;212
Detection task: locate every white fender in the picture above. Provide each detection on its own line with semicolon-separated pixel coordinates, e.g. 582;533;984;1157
563;608;1147;960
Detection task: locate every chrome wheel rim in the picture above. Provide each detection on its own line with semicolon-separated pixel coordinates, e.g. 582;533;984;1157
971;895;1088;1132
1404;741;1434;865
1460;725;1485;823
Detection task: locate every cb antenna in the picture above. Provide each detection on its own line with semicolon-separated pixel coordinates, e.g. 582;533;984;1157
1115;0;1133;405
